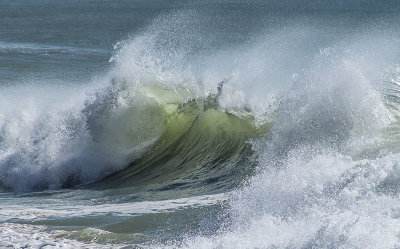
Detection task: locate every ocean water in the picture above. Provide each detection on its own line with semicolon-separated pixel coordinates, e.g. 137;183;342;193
2;0;400;248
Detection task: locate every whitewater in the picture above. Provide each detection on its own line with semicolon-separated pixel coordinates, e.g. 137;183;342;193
2;0;400;248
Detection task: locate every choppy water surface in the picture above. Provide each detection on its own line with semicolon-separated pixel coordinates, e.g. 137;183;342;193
2;0;400;248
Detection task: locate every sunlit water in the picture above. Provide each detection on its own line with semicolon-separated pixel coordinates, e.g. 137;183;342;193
2;0;400;248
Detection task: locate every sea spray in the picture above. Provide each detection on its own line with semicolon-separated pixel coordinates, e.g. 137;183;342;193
2;1;400;248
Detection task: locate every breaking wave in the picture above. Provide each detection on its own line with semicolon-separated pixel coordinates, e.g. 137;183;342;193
2;6;400;248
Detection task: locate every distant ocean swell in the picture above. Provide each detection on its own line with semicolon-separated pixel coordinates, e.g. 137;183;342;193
2;7;400;248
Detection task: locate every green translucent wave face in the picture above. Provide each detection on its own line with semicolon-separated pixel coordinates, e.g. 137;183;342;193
89;84;268;199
